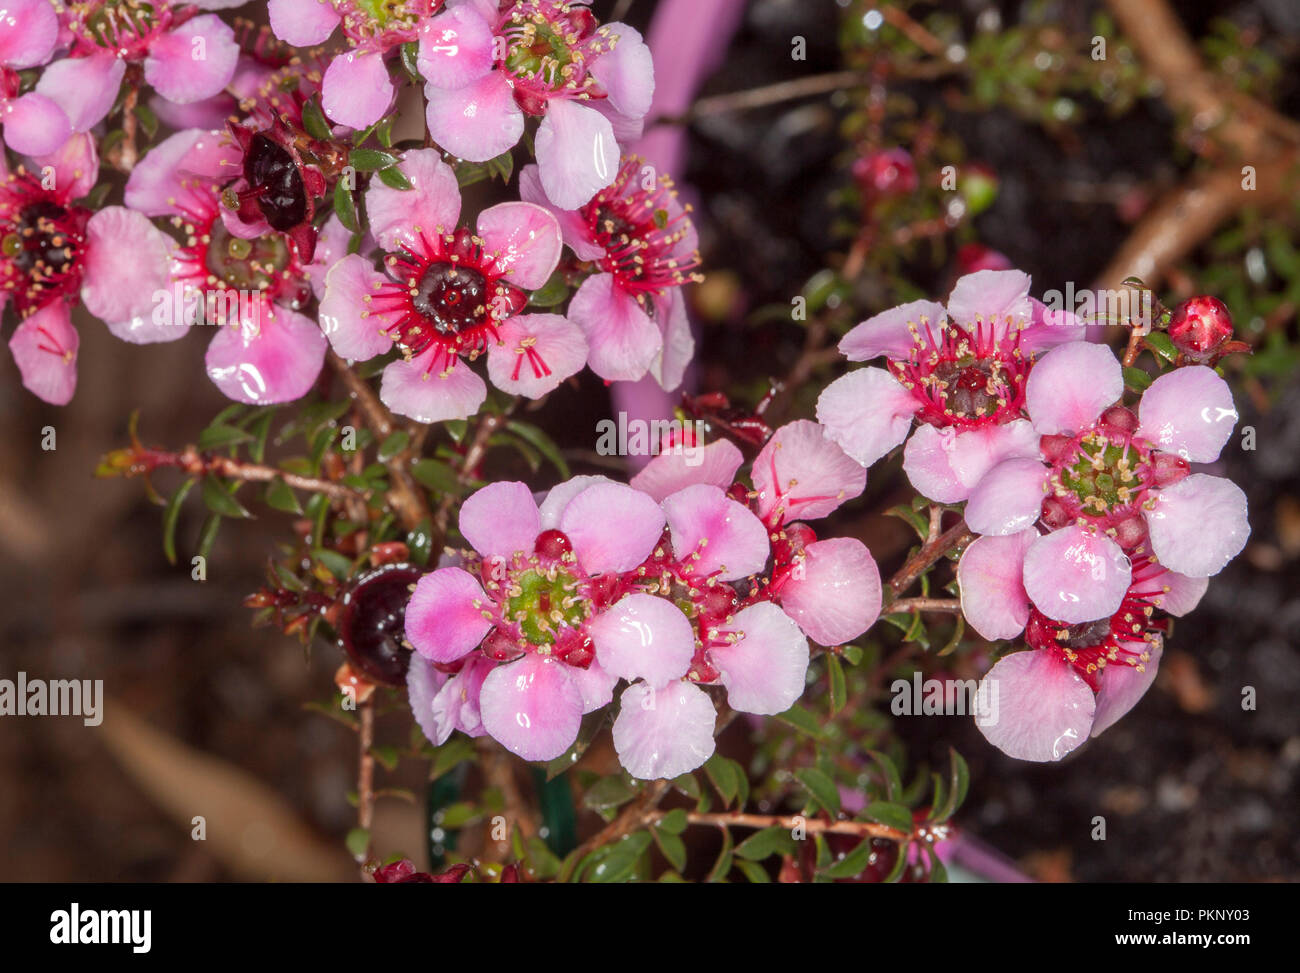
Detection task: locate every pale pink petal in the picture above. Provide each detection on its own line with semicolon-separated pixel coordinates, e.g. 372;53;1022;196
1023;525;1132;624
588;23;654;118
976;649;1095;762
1091;641;1162;738
318;254;397;361
711;603;809;715
380;353;487;423
406;653;454;745
648;288;693;392
364;147;460;251
612;680;716;780
662;484;768;582
205;304;328;404
568;273;661;381
1020;298;1086;353
903;419;1040;504
964;457;1048;536
268;0;340;46
1137;365;1238;463
322;49;393;129
405;566;493;662
81;207;172;328
1025;341;1122;435
35;53;124;132
589;593;695;688
535;99;619;210
816;366;919;467
1146;566;1208;617
630;439;743;503
560;481;665;575
837;299;945;361
430;654;493;740
753;420;866;524
957;530;1035;641
537;474;617;529
1146;474;1249;577
124;128;237;216
1;92;70;156
518;163;604;260
485;312;587;397
946;269;1031;332
0;0;58;68
8;302;77;405
417;5;495;89
776;537;881;646
30;132;98;201
459;481;540;558
569;658;618;714
144;15;240;104
424;71;522;162
306;215;351;300
476;201;563;290
479;655;583;761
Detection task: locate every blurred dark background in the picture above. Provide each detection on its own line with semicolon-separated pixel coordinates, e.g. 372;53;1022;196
1;0;1297;881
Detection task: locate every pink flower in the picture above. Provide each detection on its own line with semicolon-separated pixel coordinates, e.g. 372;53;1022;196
961;545;1206;761
963;342;1249;579
319;148;574;422
0;0;69;156
521;156;700;388
816;269;1086;503
125;128;331;404
3;152;172;404
417;0;654;207
267;0;441;131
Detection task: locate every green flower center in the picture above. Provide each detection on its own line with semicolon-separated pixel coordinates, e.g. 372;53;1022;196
205;221;290;294
1055;433;1147;514
505;568;587;646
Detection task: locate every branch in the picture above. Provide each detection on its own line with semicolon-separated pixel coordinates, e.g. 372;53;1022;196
888;597;963;615
652;810;911;843
559;780;671;881
887;520;973;599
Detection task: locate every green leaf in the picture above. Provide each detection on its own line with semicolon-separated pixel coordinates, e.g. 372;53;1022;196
527;270;569;307
411;458;459;495
454;161;488;188
657;808;688;835
827;653;847;713
301;95;332;141
586;831;652;883
264;477;302;514
651;826;687;873
345;827;370;860
378;430;410;462
201;477;251;519
370;744;399;772
862;801;913;835
1144;331;1177;361
314;548;354;582
775;703;826;739
349;148;400;172
1123;365;1153;390
933;747;970;822
735;859;772;883
706;827;734;882
400;41;421;81
485;150;514;183
867;750;903;803
333;181;358;233
795;767;841;816
704;754;739;807
734;826;797;861
583;775;637;811
162;479;196;565
407;518;434;567
430;737;476;779
377;165;414;191
198;423;253;451
196;514;221;559
505;420;570;478
820;837;875;879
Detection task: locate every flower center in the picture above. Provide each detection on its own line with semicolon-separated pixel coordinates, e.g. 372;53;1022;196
206;220;292;294
412;262;490;336
505;567;588;646
244;134;307;233
889;323;1028;430
1053;432;1148;515
342;0;426;40
68;0;168;58
499;1;606;106
1024;583;1163;691
1;190;89;316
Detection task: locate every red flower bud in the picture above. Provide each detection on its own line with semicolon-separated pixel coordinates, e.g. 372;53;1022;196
1168;296;1234;360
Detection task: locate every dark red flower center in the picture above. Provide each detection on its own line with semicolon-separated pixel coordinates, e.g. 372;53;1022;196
244;133;308;233
1;185;89;316
888;322;1029;430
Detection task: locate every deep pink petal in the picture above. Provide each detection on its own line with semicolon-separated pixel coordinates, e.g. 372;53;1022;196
322;50;393;129
630;439;743;503
537;474;617;529
976;649;1094;762
417;5;495;89
518;163;604;260
838;299;946;361
485;312;587;397
30;131;98;201
957;530;1035;640
268;0;340;46
662;483;769;581
568;273;661;381
816;366;919;467
144;15;240;104
35;52;124;132
364;147;460;251
752;420;866;524
1137;365;1238;463
588;23;654;118
380;352;487;422
560;481;665;575
589;593;695;688
0;0;58;69
710;603;809;715
1021;297;1086;353
1;92;70;156
1091;641;1162;738
535;99;619;210
776;537;881;646
8;301;77;405
205;304;327;404
1023;526;1132;624
124;128;238;216
1146;474;1249;577
476;201;563;290
612;680;716;780
459;481;540;559
1025;341;1122;435
405;567;493;662
479;654;583;761
424;71;522;161
964;457;1049;536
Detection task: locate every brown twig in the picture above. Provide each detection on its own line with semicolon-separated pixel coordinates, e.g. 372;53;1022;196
650;810;910;842
356;696;375;867
432;408;512;547
888;597;963;615
114;445;366;502
887;520;974;598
